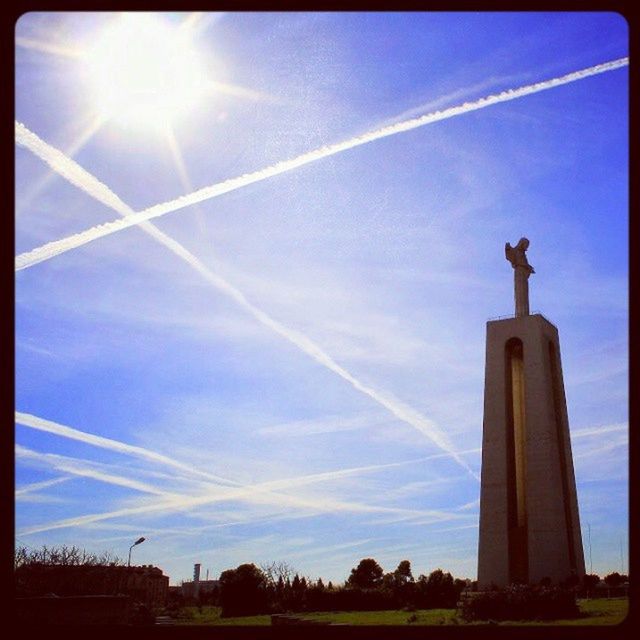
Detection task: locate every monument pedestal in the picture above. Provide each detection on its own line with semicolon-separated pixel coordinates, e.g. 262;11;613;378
477;313;585;588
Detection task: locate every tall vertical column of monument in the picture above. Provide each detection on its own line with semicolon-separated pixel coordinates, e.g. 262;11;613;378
477;238;585;588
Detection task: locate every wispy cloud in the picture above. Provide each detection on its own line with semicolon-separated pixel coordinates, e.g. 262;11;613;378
574;436;627;461
378;477;466;502
285;538;376;561
256;413;380;437
430;523;479;533
454;499;480;512
16;36;82;58
571;423;627;439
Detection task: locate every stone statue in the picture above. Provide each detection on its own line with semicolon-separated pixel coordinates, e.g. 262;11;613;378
505;237;535;317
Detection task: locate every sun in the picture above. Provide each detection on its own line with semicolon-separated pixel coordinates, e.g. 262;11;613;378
84;13;207;130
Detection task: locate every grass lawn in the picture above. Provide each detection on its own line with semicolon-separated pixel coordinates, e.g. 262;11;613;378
174;606;271;626
300;609;458;625
173;598;627;626
469;597;628;626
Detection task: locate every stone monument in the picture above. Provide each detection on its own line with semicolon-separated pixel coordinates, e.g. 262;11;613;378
477;238;585;587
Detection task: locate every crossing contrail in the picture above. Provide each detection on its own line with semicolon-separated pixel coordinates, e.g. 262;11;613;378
15;57;627;272
15;411;238;487
16;444;175;496
17;446;473;537
15;133;474;478
17;412;475;536
15;57;627;479
15;121;133;217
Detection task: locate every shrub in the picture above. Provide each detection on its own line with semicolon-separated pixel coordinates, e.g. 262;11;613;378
459;584;580;622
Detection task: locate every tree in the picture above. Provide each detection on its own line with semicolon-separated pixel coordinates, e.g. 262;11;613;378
604;572;624;587
347;558;384;589
582;573;600;597
583;574;600;588
382;560;415;607
260;561;295;586
289;574;304;611
394;560;414;584
416;569;458;608
14;544;124;569
219;563;268;617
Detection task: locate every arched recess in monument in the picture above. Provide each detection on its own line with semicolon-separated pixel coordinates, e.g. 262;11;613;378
505;337;528;584
548;340;578;575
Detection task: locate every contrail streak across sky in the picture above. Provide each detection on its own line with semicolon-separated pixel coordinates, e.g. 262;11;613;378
15;57;627;483
14;133;474;478
15;412;237;487
15;57;627;272
16;409;479;535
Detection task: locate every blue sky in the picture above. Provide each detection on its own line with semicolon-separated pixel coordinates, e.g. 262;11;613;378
15;12;628;585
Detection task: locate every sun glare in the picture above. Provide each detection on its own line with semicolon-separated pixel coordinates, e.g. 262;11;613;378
84;14;207;130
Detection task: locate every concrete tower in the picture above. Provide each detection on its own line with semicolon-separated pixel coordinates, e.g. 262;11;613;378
477;238;585;588
193;563;201;598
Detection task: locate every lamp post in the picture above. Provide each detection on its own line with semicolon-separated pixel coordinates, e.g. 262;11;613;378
128;536;146;567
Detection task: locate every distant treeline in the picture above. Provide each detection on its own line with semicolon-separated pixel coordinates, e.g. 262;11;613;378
177;559;629;618
175;558;470;617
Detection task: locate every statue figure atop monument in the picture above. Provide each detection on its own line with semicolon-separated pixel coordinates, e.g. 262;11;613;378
505;237;534;317
479;237;585;587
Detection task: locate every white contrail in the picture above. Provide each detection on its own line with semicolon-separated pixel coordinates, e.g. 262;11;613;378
16;411;476;535
18;57;627;475
570;422;627;439
15;476;72;495
16;116;106;215
18;471;472;536
16;408;479;486
15;136;473;476
16;445;174;496
16;36;82;58
21;232;471;474
15;121;132;217
15;57;627;272
15;411;237;487
15;411;475;499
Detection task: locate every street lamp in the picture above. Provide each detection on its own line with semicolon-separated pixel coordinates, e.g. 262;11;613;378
128;536;146;567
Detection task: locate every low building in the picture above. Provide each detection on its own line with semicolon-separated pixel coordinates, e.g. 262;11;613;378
15;563;169;608
181;578;219;599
